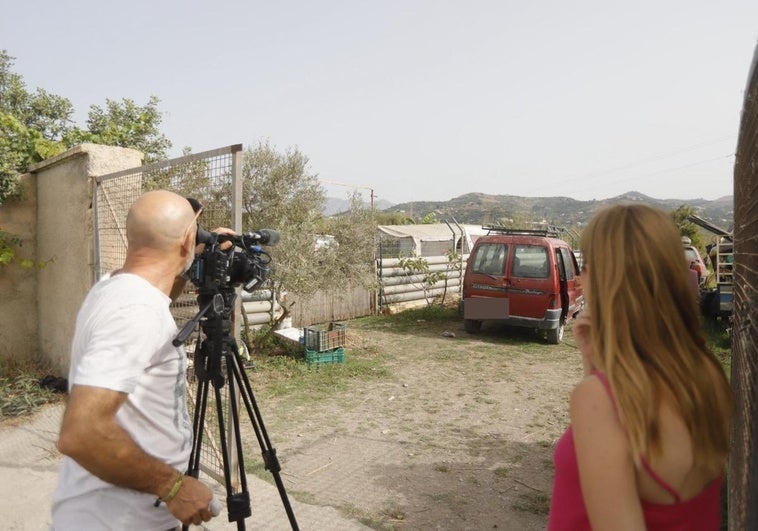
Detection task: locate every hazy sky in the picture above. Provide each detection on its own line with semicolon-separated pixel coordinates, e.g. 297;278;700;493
3;1;757;204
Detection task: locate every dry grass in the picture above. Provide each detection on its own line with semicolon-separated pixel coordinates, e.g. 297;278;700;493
0;355;63;419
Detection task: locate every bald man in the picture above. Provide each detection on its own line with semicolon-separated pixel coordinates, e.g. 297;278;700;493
51;191;216;530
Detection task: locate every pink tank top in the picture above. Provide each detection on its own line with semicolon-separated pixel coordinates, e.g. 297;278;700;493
547;371;723;530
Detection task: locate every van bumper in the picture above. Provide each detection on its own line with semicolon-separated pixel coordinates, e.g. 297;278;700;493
497;309;562;330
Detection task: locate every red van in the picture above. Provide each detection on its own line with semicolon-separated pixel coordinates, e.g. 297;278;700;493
462;227;584;344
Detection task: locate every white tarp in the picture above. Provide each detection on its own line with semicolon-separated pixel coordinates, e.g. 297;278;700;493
377;223;487;256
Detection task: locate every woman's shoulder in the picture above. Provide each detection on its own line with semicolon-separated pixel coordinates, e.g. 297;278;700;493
569;373;617;423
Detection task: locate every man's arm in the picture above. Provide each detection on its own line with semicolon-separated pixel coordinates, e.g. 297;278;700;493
57;384;214;526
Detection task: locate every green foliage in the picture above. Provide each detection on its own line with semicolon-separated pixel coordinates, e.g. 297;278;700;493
702;318;731;378
242;140;325;226
398;253;446;306
0;51;71;202
239;144;379;346
0;49;172;269
248;347;391;401
0;112;66;186
0;51;74;143
420;212;438;224
1;49;171;181
0;229;37;268
670;205;704;250
241;140;327;300
319;191;378;291
64;96;171;162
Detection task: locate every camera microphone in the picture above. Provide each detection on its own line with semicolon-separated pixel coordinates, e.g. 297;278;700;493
243;229;280;246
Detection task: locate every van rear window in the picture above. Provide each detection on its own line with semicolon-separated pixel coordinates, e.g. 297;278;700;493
471;243;508;275
513;245;549;279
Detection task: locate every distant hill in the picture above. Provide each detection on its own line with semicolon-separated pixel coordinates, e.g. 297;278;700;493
324;196;394;216
382;192;734;229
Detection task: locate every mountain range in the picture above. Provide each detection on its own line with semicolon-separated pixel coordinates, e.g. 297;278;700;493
379;191;734;229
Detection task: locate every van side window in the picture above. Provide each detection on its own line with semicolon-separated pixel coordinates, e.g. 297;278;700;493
556;249;566;281
559;248;574;280
513;245;549;279
472;243;508;275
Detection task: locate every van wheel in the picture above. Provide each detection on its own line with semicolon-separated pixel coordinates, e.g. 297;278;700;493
546;323;564;344
464;319;482;334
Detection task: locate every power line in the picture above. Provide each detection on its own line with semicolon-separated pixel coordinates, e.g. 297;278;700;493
561;135;735;184
638;153;734;177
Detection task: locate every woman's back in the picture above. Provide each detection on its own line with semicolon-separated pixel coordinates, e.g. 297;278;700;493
637;390;720;504
548;368;726;531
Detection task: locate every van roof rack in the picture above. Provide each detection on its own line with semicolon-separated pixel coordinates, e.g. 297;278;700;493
482;225;563;237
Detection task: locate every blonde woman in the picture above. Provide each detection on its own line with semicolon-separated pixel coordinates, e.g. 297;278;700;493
547;204;732;530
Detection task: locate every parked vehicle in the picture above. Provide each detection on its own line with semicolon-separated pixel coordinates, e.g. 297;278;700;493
461;227;584;344
687;215;733;319
681;236;707;287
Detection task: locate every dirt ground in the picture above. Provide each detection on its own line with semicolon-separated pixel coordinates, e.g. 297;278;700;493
242;313;584;530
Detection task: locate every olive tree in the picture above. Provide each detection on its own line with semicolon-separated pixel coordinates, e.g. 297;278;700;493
240;141;325;339
240;142;377;346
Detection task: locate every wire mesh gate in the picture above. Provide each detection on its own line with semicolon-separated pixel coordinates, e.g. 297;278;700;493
93;144;244;488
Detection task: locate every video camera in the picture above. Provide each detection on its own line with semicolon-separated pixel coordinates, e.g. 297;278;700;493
188;225;279;294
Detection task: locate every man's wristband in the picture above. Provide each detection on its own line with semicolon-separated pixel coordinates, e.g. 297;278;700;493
154;472;184;507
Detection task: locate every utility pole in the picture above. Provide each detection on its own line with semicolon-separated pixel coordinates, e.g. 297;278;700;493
319;178;376;211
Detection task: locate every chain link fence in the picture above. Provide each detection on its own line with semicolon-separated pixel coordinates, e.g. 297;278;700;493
94;144;244;487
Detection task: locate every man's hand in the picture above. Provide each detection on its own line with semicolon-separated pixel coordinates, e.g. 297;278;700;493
165;476;216;526
211;227;236;251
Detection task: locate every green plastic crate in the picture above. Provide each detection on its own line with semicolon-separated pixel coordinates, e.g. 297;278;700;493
305;346;345;365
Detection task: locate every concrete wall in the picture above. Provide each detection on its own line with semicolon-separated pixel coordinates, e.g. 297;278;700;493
0;144;143;375
0;174;38;363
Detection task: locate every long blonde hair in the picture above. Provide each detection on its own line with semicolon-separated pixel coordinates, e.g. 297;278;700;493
581;204;732;471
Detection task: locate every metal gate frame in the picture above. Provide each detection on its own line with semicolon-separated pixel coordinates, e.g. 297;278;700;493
92;144;244;488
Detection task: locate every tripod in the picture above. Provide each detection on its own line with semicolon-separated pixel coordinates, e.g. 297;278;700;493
175;289;299;530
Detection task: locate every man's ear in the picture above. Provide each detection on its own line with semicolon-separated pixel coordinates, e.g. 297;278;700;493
182;224;196;256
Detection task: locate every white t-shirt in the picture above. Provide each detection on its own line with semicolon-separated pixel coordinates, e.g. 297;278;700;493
51;273;192;531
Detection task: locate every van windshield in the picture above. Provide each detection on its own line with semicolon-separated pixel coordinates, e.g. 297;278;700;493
513;245;549;278
471;243;508;276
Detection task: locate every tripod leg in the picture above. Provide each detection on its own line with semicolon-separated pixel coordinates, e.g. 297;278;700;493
182;369;213;531
228;341;300;531
215;361;252;527
187;377;210;480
